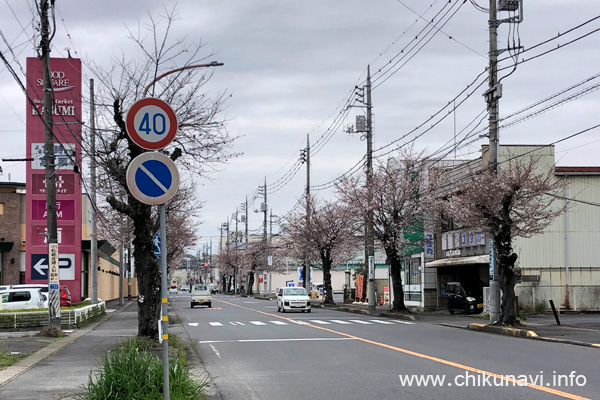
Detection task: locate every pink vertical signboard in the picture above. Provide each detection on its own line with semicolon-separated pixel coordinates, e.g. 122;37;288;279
25;57;82;302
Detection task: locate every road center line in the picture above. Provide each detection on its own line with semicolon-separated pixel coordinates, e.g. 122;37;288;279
213;298;591;400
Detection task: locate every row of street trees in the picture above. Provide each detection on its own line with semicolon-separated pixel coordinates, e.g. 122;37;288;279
263;146;567;326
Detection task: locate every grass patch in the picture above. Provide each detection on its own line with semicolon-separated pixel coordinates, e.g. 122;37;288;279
82;337;207;400
0;351;28;369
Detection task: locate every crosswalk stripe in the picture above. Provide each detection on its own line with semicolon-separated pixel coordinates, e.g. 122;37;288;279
309;320;331;325
289;320;308;325
369;319;395;325
270;321;288;325
188;322;199;327
209;322;223;327
330;320;352;325
396;321;415;325
349;320;373;325
249;321;267;326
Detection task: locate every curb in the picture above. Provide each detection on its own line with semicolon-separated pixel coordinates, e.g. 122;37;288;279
468;322;538;338
0;300;135;388
467;322;600;349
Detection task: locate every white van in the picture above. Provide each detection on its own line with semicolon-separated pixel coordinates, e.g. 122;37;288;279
190;284;212;308
0;288;46;310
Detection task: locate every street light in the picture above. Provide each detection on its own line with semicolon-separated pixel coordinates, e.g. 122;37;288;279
143;61;224;97
144;60;223;400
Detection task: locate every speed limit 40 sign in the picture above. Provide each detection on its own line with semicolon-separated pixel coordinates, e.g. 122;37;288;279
126;97;178;150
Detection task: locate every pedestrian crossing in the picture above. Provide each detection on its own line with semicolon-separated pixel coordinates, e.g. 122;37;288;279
190;318;414;328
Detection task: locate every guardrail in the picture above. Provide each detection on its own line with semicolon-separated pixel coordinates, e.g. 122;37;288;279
0;302;106;329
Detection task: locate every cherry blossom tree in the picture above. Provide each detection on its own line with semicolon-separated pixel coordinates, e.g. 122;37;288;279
87;8;238;339
283;198;358;304
444;157;568;325
337;148;436;312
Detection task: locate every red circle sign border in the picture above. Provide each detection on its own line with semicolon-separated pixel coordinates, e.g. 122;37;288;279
126;97;178;150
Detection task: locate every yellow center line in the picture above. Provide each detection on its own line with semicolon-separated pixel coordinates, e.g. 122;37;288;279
214;298;591;400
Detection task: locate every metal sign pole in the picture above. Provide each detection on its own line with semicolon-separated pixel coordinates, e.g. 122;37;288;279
160;204;170;400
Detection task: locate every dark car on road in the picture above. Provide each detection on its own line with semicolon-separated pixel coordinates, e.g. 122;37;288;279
446;279;485;314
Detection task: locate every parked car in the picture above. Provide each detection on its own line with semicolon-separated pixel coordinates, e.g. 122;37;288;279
11;284;71;307
0;288;46;310
277;287;311;313
446;279;485;314
190;284;211;308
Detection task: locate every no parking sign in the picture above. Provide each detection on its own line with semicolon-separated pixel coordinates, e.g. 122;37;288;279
126;152;180;205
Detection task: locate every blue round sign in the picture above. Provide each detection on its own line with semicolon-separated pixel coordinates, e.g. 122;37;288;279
126;152;180;205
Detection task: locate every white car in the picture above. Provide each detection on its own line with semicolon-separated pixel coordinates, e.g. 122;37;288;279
190;284;212;308
0;288;46;310
277;287;311;313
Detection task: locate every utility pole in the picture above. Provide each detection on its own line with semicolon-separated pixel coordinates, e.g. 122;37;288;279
485;0;523;323
300;134;310;289
366;65;376;312
40;0;60;329
234;209;240;291
90;79;98;306
487;0;501;324
262;178;268;286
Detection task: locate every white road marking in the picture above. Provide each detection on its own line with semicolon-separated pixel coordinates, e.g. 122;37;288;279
199;338;356;344
330;320;352;325
209;344;221;359
243;301;258;304
289;320;308;325
309;320;331;325
270;321;288;325
369;319;395;325
209;322;223;327
249;321;267;326
188;322;199;327
349;320;373;325
395;320;415;325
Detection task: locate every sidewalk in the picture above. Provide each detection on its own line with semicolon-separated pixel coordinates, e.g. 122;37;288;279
319;299;600;348
0;299;138;400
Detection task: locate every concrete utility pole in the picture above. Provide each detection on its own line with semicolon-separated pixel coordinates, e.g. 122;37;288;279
90;79;98;306
302;134;310;289
485;0;523;323
366;65;376;312
40;0;60;329
262;178;268;285
487;0;501;324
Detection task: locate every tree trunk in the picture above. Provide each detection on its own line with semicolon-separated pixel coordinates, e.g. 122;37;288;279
498;237;519;325
247;271;255;295
387;249;408;312
132;201;161;339
321;255;335;305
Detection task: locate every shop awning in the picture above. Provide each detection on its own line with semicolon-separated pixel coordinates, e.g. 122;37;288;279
425;254;489;268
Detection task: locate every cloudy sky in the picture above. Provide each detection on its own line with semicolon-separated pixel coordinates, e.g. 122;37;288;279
2;1;600;253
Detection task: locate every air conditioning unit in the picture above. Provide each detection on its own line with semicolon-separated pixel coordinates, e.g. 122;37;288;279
498;0;519;12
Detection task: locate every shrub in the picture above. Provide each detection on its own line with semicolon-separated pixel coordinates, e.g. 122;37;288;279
82;338;207;400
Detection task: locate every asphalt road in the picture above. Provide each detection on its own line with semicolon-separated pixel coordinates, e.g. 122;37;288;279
171;293;599;400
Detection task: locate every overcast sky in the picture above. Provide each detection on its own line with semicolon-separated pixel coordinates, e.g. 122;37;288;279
2;1;600;254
